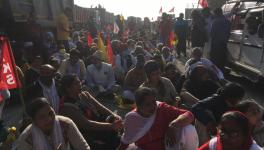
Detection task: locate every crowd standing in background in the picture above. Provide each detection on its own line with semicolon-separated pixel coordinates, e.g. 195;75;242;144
0;6;263;150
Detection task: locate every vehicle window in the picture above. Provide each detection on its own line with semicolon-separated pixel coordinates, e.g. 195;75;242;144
245;11;262;35
230;12;246;30
223;3;237;13
243;2;258;9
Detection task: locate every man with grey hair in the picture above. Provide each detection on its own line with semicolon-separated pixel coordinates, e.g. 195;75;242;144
26;64;60;113
185;47;224;81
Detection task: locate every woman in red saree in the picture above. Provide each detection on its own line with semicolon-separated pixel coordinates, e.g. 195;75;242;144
118;87;198;150
199;111;262;150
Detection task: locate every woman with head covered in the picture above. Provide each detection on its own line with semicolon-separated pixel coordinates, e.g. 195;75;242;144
17;97;90;150
118;87;198;150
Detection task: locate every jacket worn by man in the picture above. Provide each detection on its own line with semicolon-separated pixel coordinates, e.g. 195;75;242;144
191;94;231;126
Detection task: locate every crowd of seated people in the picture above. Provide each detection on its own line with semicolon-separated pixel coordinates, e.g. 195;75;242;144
1;22;263;150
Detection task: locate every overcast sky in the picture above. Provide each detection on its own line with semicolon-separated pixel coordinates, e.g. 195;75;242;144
74;0;198;19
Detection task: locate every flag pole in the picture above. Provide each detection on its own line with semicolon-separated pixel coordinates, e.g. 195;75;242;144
6;39;27;116
197;0;201;8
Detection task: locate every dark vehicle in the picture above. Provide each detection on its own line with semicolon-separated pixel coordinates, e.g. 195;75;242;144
222;0;264;82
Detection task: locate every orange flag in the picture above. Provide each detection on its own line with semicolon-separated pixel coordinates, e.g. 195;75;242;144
107;35;115;66
169;31;175;48
87;32;93;47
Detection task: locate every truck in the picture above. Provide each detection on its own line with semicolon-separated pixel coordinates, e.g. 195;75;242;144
222;0;264;83
0;0;74;40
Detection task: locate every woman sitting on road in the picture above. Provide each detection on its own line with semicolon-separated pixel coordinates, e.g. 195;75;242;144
199;111;262;150
118;87;198;150
17;97;90;150
59;74;122;150
236;100;264;147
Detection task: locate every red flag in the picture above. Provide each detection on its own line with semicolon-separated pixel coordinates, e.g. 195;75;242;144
159;7;163;14
87;32;93;47
107;35;115;66
0;36;21;90
169;7;175;13
199;0;208;8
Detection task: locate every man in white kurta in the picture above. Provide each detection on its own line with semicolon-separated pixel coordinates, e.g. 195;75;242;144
85;51;116;97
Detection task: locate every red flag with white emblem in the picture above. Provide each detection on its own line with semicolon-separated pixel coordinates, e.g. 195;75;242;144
0;36;21;90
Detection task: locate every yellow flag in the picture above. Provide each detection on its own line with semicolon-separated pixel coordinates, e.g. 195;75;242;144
97;34;108;62
174;33;179;46
120;15;125;24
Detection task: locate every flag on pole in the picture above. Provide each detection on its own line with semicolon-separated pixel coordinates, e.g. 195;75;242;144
87;32;93;47
97;34;108;62
199;0;208;8
113;22;120;34
159;7;163;14
169;7;175;13
120;15;125;24
106;35;115;66
169;31;178;48
0;36;21;90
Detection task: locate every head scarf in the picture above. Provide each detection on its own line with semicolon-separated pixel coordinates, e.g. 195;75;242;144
31;116;66;150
